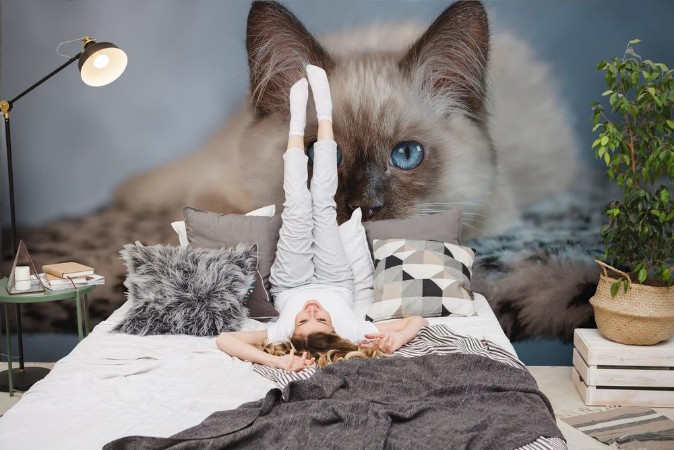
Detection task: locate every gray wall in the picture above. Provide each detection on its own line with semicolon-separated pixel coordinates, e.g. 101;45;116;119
1;0;673;226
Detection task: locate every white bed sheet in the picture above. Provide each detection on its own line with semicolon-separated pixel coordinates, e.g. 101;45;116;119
0;293;516;449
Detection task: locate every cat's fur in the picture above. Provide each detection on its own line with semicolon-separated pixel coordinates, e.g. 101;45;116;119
114;0;580;240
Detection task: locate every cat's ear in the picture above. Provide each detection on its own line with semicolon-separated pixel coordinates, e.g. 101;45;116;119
400;0;489;116
247;1;333;117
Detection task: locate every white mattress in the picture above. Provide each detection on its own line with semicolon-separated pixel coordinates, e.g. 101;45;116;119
0;293;516;449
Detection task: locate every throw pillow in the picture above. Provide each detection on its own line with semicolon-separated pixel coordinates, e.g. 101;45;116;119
184;206;375;319
171;204;275;249
362;208;463;252
366;239;475;322
338;208;375;318
115;242;257;336
184;207;282;319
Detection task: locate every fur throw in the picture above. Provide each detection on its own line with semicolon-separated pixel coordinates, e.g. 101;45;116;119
114;241;257;337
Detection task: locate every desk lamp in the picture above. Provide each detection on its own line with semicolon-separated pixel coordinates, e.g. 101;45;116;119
0;36;127;392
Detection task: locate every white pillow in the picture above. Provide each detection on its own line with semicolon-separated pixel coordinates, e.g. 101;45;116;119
338;208;375;319
171;205;375;316
171;205;276;248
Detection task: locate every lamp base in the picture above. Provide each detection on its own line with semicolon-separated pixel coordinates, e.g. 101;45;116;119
0;366;50;392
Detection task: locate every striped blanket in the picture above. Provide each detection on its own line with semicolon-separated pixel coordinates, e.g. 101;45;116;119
254;325;524;390
253;325;567;450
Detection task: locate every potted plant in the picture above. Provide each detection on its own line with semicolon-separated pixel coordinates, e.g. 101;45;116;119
590;39;674;345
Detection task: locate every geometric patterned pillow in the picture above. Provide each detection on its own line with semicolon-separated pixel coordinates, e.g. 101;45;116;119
366;239;476;322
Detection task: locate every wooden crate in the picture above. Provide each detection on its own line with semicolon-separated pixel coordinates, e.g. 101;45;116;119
572;328;674;407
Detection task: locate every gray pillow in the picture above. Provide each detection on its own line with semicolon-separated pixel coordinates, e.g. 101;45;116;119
115;241;257;336
184;207;282;319
363;208;463;250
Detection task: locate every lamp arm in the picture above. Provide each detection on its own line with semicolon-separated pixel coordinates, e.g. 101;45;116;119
1;52;81;114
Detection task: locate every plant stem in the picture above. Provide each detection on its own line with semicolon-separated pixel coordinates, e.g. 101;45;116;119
624;115;638;181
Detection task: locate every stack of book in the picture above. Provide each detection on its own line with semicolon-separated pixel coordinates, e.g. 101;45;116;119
40;262;105;291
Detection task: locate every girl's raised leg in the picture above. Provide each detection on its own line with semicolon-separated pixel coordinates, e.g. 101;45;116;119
306;65;353;292
269;78;315;297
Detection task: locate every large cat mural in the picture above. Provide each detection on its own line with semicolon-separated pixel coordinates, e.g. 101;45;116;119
115;0;580;239
12;0;599;341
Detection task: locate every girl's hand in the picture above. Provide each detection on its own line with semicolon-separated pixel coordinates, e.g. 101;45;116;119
363;331;406;354
276;350;315;372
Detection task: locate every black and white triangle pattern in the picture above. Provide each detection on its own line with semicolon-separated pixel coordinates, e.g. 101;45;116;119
366;239;476;322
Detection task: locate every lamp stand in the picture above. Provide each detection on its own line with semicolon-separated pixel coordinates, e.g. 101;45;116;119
0;34;126;393
0;53;81;393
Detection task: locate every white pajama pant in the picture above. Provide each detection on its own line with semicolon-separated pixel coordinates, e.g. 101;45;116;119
269;141;354;298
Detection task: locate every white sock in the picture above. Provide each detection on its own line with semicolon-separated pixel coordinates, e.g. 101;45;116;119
288;78;308;137
306;65;332;122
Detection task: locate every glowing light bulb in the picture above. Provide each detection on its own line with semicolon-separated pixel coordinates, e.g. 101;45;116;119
93;54;110;69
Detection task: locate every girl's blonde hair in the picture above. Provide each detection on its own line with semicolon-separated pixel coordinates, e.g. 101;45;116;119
258;332;387;367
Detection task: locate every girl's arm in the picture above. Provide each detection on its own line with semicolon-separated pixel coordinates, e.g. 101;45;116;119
364;316;429;353
216;330;314;372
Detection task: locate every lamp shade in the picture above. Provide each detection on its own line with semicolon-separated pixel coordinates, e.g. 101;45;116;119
78;41;127;87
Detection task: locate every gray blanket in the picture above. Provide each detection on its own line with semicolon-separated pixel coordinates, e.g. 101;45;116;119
105;353;563;450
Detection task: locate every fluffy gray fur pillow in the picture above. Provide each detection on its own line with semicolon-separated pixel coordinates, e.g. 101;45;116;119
114;241;257;336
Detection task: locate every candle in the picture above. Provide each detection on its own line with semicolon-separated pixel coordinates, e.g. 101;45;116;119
14;266;31;291
15;266;30;281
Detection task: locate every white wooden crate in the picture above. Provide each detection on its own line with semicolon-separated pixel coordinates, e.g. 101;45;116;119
572;328;674;407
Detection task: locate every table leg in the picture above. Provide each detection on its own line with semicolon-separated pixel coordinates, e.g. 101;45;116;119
4;303;13;397
75;292;83;341
83;294;90;337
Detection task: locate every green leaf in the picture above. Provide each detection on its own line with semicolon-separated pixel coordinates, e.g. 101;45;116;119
638;268;648;283
600;136;609;146
610;281;620;297
648;87;657;96
667;119;674;130
628;38;641;45
602;89;613;96
663;268;672;282
592;138;602;148
603;152;610;165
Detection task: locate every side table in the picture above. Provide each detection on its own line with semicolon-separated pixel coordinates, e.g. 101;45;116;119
573;328;674;407
0;277;96;396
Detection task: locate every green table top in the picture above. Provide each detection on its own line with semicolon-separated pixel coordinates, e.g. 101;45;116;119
0;277;96;303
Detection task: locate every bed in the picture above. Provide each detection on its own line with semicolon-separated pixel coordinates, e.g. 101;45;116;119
0;210;565;449
0;294;565;449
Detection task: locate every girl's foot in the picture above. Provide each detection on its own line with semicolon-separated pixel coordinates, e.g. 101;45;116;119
289;78;308;137
306;65;332;122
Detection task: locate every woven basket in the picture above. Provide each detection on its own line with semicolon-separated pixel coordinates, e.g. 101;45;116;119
590;260;674;345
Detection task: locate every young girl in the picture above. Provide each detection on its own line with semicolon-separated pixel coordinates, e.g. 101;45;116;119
216;65;427;372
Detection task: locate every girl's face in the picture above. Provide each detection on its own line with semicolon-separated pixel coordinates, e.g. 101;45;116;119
294;300;334;336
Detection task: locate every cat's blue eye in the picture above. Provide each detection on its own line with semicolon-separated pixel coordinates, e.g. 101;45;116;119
390;141;424;170
307;142;342;166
